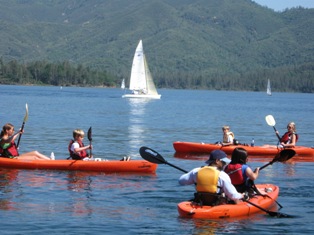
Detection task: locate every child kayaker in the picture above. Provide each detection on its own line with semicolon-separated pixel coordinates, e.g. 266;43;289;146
216;125;235;146
68;129;92;160
224;147;260;193
0;123;52;160
68;129;131;161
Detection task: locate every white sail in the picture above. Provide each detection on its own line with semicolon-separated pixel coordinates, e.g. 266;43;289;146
121;78;125;89
122;40;161;99
267;79;271;96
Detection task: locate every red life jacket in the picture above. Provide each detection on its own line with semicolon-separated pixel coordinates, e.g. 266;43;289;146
68;139;88;160
0;141;19;158
280;132;299;144
224;163;245;185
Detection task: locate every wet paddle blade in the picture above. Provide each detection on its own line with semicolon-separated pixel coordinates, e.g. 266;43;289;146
265;115;276;127
140;147;188;173
139;146;167;164
275;149;296;162
87;126;92;141
24;103;29;122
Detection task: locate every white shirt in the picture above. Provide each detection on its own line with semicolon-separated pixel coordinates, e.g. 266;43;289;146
178;166;243;201
70;142;80;152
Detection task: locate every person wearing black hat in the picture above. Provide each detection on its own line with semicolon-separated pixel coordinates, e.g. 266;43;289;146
178;150;244;205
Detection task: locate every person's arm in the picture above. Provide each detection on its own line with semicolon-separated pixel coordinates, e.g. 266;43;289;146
0;131;22;144
74;144;91;153
178;168;199;185
245;166;259;181
219;172;243;203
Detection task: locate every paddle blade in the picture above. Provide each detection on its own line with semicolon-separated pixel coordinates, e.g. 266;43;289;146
87;126;92;141
275;149;296;162
24;103;29;122
265;115;276;127
139;146;167;164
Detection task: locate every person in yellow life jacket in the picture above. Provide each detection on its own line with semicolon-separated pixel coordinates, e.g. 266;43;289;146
0;123;52;160
178;150;244;206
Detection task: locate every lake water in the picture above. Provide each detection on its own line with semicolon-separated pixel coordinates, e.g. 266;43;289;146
1;85;314;234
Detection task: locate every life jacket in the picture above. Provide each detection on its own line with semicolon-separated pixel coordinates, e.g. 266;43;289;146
225;164;249;193
196;166;220;193
223;132;234;143
68;139;88;160
280;132;299;144
0;141;19;158
194;166;222;206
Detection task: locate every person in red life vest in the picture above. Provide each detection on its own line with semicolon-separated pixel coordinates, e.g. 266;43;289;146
179;150;244;206
68;129;92;160
0;123;52;160
224;148;260;193
276;122;298;148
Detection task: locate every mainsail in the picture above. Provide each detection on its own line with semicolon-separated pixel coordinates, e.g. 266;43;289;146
122;40;161;99
267;79;271;96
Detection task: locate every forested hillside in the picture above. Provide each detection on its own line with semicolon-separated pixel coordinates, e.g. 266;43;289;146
0;0;313;92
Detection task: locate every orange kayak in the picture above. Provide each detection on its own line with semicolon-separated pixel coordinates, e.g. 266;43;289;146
0;158;157;173
178;184;278;219
173;141;314;157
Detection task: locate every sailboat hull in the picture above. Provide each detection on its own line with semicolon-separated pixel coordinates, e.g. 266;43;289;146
122;94;161;99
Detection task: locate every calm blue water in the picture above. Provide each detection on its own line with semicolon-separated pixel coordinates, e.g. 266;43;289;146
1;85;314;234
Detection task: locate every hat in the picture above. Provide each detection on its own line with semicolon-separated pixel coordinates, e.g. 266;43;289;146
205;150;231;165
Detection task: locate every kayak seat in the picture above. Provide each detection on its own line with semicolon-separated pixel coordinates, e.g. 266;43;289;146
193;192;225;206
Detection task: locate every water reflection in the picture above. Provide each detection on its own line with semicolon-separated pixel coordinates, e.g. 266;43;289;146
127;99;151;157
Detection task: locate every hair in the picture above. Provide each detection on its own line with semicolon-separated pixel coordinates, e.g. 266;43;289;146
230;147;248;164
222;125;230;130
73;129;85;138
1;123;14;137
287;122;296;132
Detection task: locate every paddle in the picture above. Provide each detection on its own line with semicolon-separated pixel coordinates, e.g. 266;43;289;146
139;146;293;218
249;149;296;209
139;146;188;173
16;103;29;148
243;199;293;218
87;126;92;157
259;149;296;171
265;115;281;141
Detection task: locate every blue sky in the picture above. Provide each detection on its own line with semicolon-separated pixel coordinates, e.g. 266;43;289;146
253;0;314;11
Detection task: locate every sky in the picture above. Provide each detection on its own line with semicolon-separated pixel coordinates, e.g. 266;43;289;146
253;0;314;11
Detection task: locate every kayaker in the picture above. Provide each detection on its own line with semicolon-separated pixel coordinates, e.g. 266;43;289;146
277;122;298;148
216;125;236;146
178;150;244;206
68;129;93;160
224;147;260;193
0;123;52;160
68;129;131;161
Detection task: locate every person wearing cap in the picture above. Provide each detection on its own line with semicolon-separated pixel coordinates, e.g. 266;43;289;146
224;148;260;193
178;150;243;205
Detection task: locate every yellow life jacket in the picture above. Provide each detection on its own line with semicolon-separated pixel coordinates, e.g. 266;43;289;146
223;131;234;143
196;166;220;193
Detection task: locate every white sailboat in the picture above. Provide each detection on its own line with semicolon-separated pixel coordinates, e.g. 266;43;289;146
122;40;161;99
267;79;272;96
121;78;125;89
